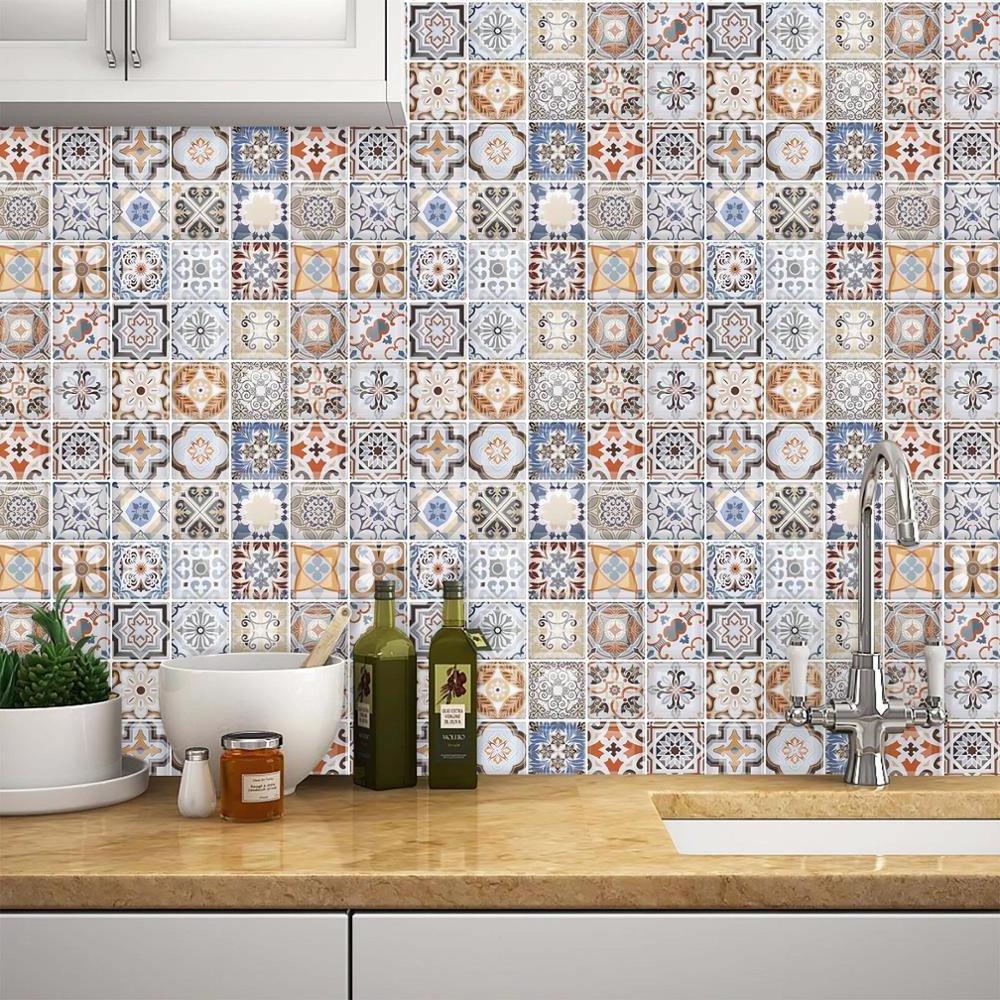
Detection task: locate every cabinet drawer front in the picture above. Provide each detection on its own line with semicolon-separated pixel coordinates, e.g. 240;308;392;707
353;912;1000;1000
1;912;348;1000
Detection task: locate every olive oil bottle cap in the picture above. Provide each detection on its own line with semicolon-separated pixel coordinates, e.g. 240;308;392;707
374;580;396;598
443;580;464;599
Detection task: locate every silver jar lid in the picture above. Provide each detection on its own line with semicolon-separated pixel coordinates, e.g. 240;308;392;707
221;731;282;750
184;746;210;761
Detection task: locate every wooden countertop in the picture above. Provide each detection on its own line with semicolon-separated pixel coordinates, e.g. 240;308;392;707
2;775;998;911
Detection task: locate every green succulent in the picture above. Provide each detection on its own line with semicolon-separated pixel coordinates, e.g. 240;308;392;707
0;649;20;709
13;587;110;709
73;645;112;705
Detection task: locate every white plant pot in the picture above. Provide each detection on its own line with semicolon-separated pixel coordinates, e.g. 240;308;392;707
0;695;122;790
160;653;345;794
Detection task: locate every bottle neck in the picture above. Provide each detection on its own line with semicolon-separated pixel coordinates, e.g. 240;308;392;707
374;595;395;629
443;597;466;628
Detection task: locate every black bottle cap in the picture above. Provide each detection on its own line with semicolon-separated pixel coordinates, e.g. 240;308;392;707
443;580;464;599
374;580;396;598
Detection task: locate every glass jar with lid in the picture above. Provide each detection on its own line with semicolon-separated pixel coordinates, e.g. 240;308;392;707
219;731;284;822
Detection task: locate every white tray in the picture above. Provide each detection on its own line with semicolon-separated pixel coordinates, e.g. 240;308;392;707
0;755;150;816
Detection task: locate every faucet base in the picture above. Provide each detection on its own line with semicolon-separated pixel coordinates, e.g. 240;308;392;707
843;745;890;788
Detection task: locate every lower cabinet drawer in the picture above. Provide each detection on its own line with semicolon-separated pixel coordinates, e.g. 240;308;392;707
352;912;1000;1000
0;912;349;1000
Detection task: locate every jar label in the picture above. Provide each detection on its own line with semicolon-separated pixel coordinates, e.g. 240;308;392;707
241;770;281;803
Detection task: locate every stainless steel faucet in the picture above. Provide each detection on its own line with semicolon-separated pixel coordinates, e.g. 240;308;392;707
785;440;947;787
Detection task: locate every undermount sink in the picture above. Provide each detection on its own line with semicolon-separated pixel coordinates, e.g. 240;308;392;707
664;819;1000;856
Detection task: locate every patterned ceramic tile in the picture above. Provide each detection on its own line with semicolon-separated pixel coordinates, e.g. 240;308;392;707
2;11;995;781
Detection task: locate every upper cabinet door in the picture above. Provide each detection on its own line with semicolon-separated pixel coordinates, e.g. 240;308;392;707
0;0;401;125
0;0;126;81
129;0;385;84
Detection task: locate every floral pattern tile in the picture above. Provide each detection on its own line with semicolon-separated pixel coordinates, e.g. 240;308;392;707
1;6;996;780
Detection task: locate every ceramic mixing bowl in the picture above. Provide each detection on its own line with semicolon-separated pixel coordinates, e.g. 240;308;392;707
160;653;345;793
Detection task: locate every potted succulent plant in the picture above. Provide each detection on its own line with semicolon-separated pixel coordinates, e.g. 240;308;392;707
0;587;121;789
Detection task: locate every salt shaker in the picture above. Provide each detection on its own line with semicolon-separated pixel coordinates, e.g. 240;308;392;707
178;747;217;818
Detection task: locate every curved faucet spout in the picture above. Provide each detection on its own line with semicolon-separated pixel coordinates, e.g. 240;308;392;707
857;440;918;656
785;437;943;786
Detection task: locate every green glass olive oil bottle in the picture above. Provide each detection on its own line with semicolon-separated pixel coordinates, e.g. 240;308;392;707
352;580;417;790
428;581;477;789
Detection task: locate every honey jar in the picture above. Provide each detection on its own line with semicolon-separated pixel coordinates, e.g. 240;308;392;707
219;731;284;822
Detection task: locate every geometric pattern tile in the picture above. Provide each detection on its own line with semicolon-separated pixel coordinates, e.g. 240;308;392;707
2;2;995;779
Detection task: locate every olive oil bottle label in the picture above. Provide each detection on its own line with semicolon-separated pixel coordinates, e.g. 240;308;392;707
356;659;372;730
434;662;471;737
465;628;492;652
440;703;465;729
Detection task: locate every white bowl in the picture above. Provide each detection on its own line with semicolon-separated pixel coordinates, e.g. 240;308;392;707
160;653;345;794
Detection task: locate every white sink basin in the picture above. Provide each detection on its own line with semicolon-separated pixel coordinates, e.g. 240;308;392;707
664;819;1000;856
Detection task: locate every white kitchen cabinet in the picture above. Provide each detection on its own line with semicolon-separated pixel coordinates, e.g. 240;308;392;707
0;912;349;1000
352;912;1000;1000
0;0;125;82
6;910;996;1000
0;0;403;125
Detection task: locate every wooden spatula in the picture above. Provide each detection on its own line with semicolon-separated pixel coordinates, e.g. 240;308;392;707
301;605;351;667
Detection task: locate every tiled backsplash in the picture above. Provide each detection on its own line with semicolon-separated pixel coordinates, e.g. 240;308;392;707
0;2;998;778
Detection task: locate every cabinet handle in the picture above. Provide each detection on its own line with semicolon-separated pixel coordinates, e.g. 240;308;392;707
104;0;117;68
128;0;141;68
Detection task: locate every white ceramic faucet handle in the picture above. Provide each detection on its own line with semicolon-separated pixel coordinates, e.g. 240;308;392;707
787;642;809;700
924;644;946;701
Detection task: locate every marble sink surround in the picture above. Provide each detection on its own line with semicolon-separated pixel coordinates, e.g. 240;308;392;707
664;818;1000;855
2;775;998;912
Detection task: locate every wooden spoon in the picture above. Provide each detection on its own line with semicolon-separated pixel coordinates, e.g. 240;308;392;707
301;605;351;668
